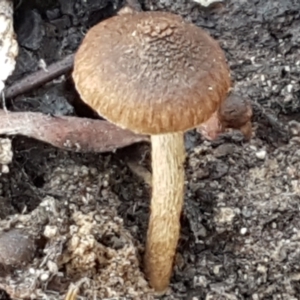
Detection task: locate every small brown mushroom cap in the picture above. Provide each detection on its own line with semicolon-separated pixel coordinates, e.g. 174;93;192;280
73;11;231;135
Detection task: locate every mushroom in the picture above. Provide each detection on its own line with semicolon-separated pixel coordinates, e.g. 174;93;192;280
72;11;231;292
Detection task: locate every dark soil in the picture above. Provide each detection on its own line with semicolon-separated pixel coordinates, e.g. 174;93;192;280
0;0;300;299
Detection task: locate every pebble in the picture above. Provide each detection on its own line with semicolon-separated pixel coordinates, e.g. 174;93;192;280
213;265;221;275
242;206;252;218
0;229;36;270
43;225;58;238
252;294;259;300
287;84;293;93
240;227;248;235
215;207;235;224
256;149;267;160
40;272;50;281
214;143;235;158
192;0;223;7
1;165;9;174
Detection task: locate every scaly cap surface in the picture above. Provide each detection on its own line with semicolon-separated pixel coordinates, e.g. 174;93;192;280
73;11;231;134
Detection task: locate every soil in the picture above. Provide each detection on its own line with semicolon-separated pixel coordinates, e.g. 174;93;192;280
0;0;300;299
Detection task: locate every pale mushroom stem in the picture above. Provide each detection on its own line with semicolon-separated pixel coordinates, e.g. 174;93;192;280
145;132;186;292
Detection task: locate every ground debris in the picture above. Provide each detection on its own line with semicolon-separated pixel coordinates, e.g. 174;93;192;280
181;131;300;299
0;160;153;299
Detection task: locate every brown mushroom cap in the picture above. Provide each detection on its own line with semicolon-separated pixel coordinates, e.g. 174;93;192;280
73;11;231;135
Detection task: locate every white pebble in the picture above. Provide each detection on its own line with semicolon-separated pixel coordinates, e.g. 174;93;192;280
40;272;49;282
1;165;9;174
287;84;293;93
256;150;267;160
240;227;248;235
252;293;259;300
213;265;221;275
43;225;58;238
192;0;223;7
249;145;257;151
102;180;109;188
29;268;36;275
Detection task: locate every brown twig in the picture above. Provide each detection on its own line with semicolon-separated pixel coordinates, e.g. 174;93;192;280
4;54;74;99
4;1;142;100
0;110;149;152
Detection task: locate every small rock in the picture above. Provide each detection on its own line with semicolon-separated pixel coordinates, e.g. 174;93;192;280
1;165;9;174
214;143;235;158
256;149;267;160
40;272;50;281
0;229;37;272
252;293;259;300
43;225;58;238
286;84;293;93
215;207;235;224
241;206;252;218
257;264;267;274
213;265;221;275
192;0;223;7
240;227;248;235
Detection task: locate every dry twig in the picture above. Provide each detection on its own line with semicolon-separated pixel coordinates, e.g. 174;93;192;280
0;110;149;152
4;54;74;99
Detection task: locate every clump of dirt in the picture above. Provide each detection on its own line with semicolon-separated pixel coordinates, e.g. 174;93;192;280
0;158;152;299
